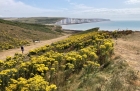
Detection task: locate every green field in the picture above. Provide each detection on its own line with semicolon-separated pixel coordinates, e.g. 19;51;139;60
4;17;65;24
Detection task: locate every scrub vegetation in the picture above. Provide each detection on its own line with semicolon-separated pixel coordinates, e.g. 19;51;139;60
0;19;63;51
0;28;139;91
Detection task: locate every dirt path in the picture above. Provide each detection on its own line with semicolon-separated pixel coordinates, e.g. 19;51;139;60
114;32;140;72
0;34;70;60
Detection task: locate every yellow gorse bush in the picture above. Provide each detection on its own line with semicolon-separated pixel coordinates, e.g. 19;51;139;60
6;75;57;91
0;33;29;50
0;30;114;91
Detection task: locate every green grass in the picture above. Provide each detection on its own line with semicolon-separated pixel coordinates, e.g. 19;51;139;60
0;19;55;33
7;17;65;24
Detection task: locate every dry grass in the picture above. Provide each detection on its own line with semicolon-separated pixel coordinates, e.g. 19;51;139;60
56;31;140;91
114;31;140;72
57;56;140;91
0;20;64;50
0;23;61;41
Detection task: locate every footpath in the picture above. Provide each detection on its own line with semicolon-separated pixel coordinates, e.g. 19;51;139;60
0;34;70;60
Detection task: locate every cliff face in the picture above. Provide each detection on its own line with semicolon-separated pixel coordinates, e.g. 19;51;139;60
55;18;110;25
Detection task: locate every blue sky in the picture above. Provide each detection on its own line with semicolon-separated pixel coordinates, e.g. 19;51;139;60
0;0;140;20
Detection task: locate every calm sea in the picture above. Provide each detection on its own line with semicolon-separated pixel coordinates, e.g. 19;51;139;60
61;21;140;31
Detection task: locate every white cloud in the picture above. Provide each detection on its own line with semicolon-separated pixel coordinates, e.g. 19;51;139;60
0;0;140;20
66;0;71;2
0;15;3;17
61;8;69;11
70;3;140;15
67;3;140;20
125;0;140;4
70;3;93;10
0;0;63;17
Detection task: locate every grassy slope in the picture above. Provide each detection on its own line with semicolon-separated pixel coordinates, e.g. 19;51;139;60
57;30;140;91
58;31;140;91
0;19;63;50
60;56;139;91
0;19;63;33
1;22;139;91
5;17;65;24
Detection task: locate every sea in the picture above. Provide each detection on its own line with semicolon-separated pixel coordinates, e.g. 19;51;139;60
61;21;140;31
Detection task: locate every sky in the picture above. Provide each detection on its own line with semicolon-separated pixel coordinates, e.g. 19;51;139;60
0;0;140;20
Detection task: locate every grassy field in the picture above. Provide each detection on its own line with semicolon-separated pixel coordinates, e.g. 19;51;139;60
0;28;139;91
0;19;63;50
4;17;65;24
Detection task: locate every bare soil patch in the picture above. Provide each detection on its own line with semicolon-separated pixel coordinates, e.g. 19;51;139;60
114;31;140;77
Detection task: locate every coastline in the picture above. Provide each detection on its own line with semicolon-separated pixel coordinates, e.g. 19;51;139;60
56;20;110;25
61;21;140;31
62;28;140;33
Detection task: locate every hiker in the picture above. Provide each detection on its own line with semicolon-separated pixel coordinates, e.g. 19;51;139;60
21;46;24;54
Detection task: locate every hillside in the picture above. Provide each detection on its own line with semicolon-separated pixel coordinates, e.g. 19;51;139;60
4;17;65;24
114;31;140;72
0;19;63;50
0;34;70;60
0;29;139;91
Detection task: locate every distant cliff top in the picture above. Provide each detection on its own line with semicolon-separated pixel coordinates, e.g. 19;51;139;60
55;18;110;25
3;17;65;24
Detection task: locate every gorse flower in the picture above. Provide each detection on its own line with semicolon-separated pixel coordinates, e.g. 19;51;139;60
1;30;114;91
6;75;57;91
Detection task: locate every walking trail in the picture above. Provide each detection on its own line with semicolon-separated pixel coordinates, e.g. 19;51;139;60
114;32;140;72
0;34;70;60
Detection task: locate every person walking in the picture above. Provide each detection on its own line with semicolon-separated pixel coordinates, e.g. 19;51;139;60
21;46;24;54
